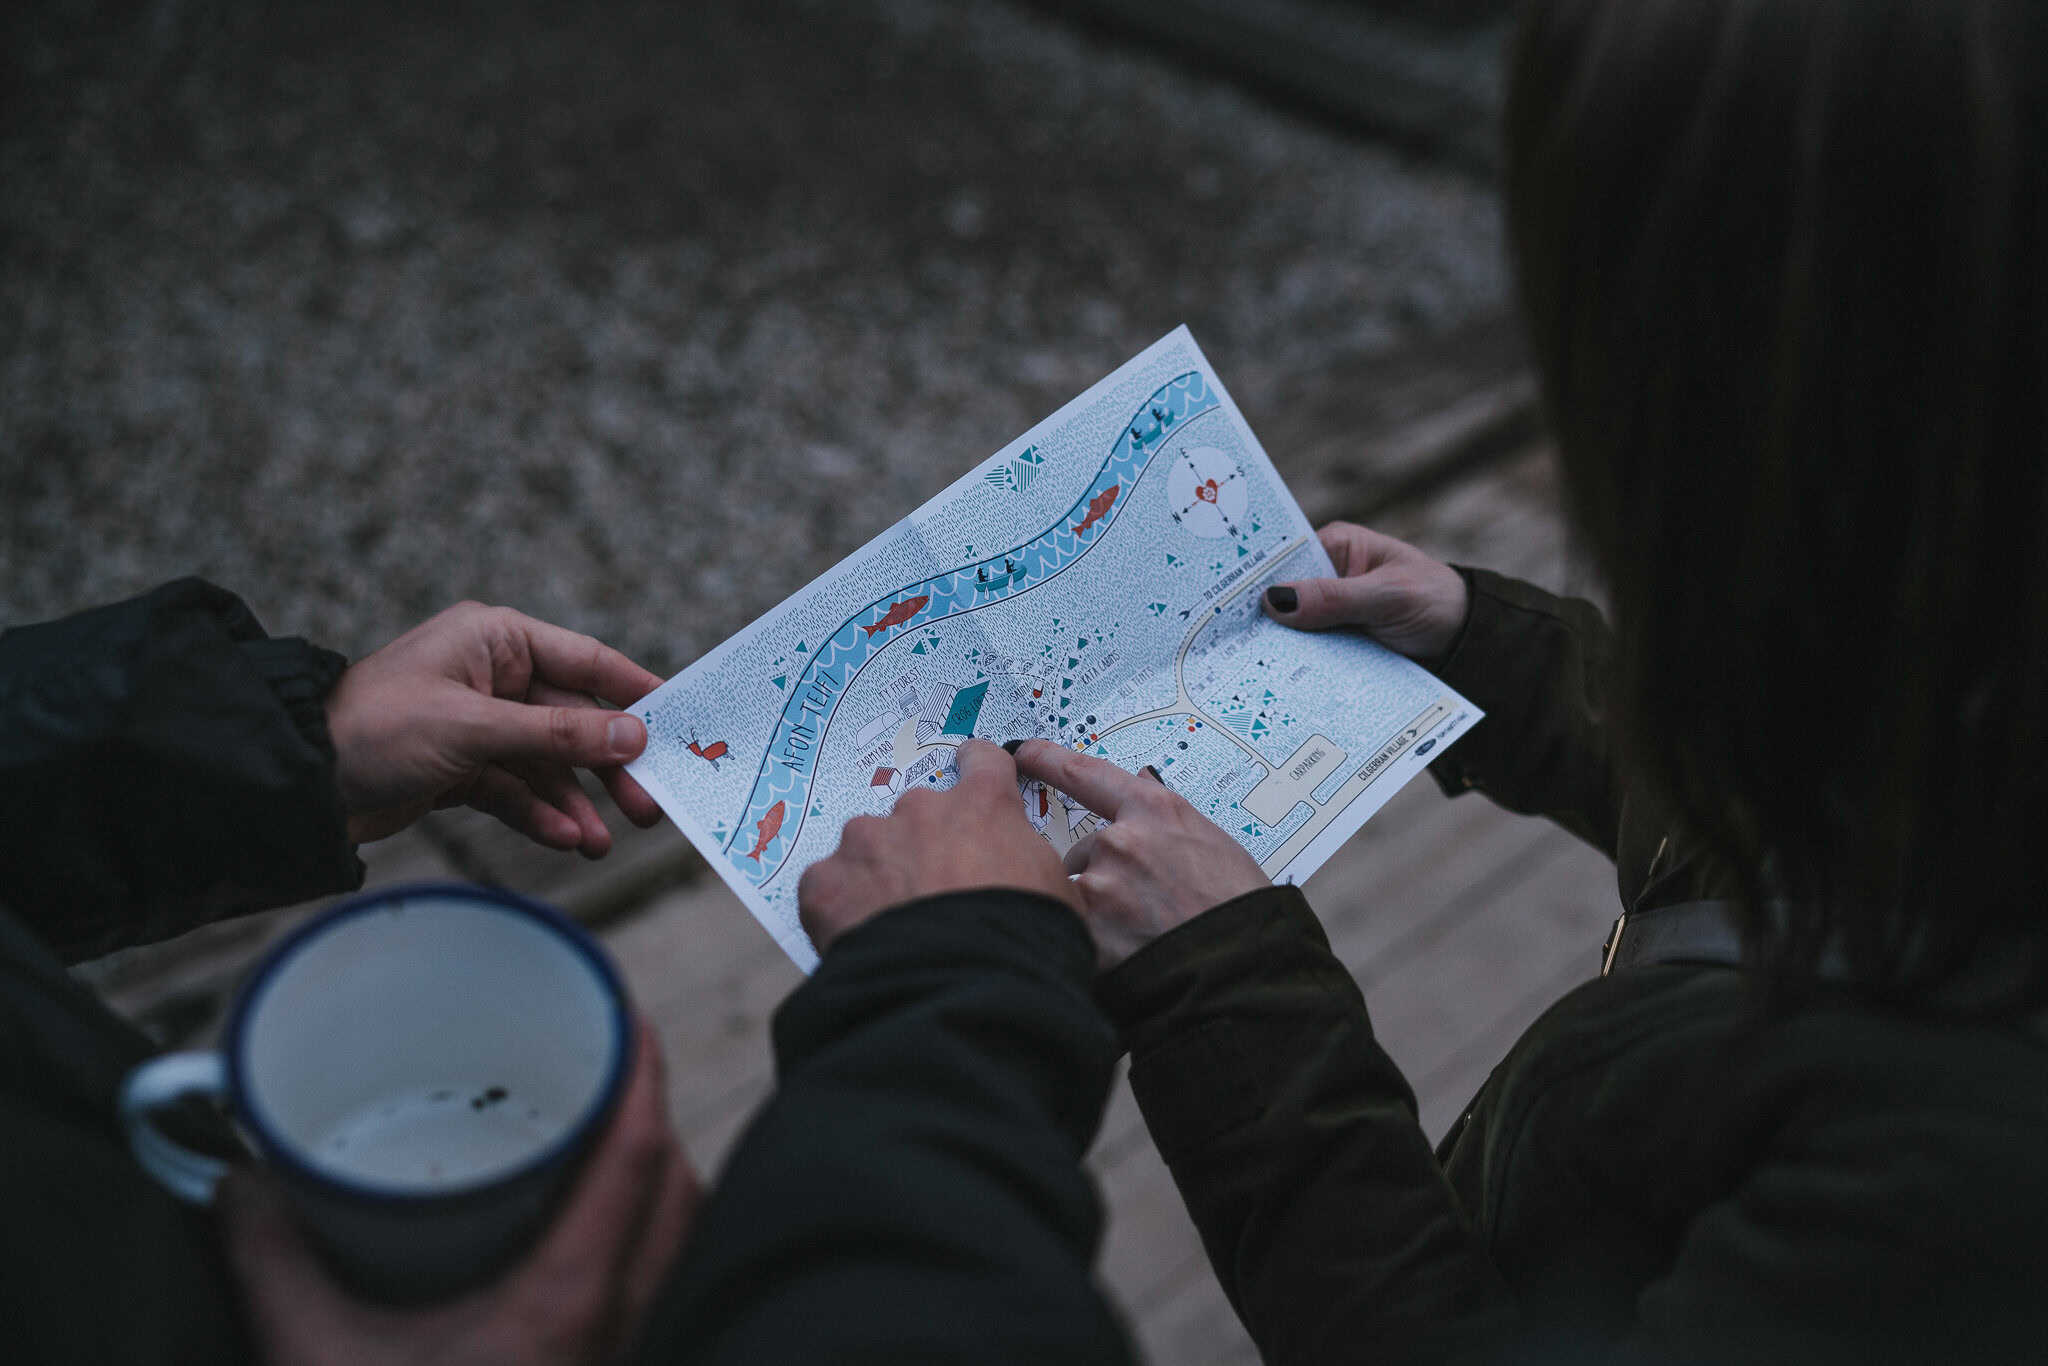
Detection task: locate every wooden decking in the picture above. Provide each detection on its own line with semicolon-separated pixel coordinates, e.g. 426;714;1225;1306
79;413;1622;1366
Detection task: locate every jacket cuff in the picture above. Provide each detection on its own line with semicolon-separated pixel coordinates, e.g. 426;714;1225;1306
240;634;363;886
1093;885;1369;1159
781;889;1098;1050
1424;567;1501;796
1428;567;1542;700
1096;884;1345;1041
1425;566;1591;798
773;888;1112;1143
831;887;1097;979
240;636;350;765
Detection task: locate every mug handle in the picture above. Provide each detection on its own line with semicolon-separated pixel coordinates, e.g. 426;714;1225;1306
120;1052;231;1204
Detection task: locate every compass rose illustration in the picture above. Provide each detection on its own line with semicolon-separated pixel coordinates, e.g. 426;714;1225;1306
1166;445;1249;538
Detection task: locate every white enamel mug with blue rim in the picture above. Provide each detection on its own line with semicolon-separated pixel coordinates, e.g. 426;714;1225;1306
119;882;631;1303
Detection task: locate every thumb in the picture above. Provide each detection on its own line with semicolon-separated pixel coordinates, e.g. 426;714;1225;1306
464;695;648;769
1262;571;1405;632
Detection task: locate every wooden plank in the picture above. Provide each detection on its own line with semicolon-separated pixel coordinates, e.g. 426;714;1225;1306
1262;314;1538;526
598;879;799;1181
1039;0;1511;171
83;826;461;1048
1089;1060;1152;1169
675;1074;779;1183
1373;443;1603;608
1092;1133;1216;1312
1351;824;1592;993
1123;1254;1262;1366
1412;949;1600;1141
601;878;791;1014
1359;832;1615;1135
1309;782;1567;966
416;781;705;927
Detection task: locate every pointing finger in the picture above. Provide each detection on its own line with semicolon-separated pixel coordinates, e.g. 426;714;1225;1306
952;738;1019;794
1012;739;1148;819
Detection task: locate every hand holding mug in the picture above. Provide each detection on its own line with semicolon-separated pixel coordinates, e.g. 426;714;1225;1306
1261;522;1468;661
219;1022;696;1366
120;884;658;1307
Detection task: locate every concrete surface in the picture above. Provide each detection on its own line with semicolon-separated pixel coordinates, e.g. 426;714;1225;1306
3;0;1504;674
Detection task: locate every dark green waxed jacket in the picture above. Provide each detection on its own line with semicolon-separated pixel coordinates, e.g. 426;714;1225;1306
1092;568;2048;1363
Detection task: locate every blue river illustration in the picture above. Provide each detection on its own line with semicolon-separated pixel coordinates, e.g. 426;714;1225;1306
723;371;1219;885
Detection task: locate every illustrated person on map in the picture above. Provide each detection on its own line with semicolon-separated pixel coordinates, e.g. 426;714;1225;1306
789;1;2048;1360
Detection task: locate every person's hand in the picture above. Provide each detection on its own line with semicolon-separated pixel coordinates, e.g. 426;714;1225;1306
1260;522;1469;661
797;739;1076;956
1012;740;1268;970
324;603;666;854
219;1021;699;1366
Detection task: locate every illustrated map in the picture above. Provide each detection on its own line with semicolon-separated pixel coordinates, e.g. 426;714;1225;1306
628;328;1481;969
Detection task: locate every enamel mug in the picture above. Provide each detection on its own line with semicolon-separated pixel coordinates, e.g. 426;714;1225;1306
119;882;631;1303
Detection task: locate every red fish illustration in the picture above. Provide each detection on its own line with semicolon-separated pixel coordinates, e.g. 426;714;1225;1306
687;731;728;768
862;594;931;638
745;801;786;861
1071;484;1120;535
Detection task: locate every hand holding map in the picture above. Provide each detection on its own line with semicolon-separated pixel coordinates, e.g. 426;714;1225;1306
628;328;1481;969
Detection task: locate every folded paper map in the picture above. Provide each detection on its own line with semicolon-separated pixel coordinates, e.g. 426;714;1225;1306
628;327;1482;968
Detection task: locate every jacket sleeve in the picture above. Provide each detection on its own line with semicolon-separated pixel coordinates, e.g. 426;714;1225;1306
1096;885;1516;1365
637;890;1137;1366
0;578;363;962
1425;567;1623;859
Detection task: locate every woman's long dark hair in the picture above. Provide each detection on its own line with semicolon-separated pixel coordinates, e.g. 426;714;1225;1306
1505;0;2047;996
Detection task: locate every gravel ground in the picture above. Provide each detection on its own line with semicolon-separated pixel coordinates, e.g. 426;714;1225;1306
2;0;1504;672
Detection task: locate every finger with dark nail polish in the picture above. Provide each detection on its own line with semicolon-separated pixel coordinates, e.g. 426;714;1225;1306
1141;765;1164;784
1266;586;1298;613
